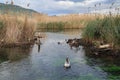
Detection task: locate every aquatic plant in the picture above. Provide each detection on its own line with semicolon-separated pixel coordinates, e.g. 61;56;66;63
38;22;65;30
82;15;120;49
37;14;97;29
108;75;120;80
0;21;4;29
102;65;120;72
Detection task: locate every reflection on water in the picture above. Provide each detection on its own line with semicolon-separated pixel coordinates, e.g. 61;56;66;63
0;29;120;80
37;29;82;37
0;49;8;63
38;44;41;52
0;47;32;62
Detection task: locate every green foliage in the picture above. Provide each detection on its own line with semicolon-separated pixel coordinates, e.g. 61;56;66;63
102;65;120;72
0;21;4;39
38;22;66;30
101;65;120;80
82;15;120;49
108;75;120;80
82;18;102;41
0;21;4;29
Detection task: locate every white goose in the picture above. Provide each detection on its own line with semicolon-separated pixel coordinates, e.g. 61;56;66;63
64;57;71;68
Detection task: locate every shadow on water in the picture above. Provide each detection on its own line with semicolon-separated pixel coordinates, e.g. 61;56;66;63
0;47;32;63
37;28;82;35
38;44;41;52
0;49;8;63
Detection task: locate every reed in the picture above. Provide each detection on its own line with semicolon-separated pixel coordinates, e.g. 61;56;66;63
0;20;5;40
0;14;36;45
38;22;65;30
82;15;120;49
0;0;37;46
36;14;97;29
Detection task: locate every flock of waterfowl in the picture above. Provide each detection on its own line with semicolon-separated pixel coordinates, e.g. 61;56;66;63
34;32;115;68
34;33;83;69
58;38;84;68
33;32;118;69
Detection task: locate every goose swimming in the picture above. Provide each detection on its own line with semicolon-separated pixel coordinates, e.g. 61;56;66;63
64;57;71;68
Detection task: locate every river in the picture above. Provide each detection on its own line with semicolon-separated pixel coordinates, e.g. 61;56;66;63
0;29;120;80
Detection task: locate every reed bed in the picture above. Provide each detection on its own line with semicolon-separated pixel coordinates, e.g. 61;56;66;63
82;15;120;49
36;14;98;29
0;13;101;47
0;14;36;46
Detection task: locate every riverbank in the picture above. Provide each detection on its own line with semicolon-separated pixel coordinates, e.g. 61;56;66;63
0;42;34;48
0;13;98;48
82;15;120;50
66;38;120;57
0;14;36;48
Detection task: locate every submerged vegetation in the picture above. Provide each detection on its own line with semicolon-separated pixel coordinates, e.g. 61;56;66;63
82;15;120;50
102;65;120;72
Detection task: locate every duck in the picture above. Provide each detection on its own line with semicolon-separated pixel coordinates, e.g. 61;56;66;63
35;37;41;45
58;42;61;45
64;57;71;68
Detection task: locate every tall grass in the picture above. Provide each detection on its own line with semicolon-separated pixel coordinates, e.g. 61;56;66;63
82;15;120;49
36;14;98;29
38;22;65;30
0;14;36;45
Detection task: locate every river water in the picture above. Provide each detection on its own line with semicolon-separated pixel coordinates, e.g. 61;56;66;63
0;29;120;80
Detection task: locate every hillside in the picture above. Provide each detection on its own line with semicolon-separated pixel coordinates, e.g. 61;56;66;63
0;3;38;14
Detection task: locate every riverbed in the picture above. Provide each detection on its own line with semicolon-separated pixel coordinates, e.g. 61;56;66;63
0;29;120;80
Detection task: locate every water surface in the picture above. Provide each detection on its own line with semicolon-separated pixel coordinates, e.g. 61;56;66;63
0;29;120;80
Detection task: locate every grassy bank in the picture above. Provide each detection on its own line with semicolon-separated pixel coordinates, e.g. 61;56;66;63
82;15;120;50
0;14;36;47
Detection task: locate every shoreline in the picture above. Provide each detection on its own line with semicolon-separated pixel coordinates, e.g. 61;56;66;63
0;42;34;48
66;38;120;57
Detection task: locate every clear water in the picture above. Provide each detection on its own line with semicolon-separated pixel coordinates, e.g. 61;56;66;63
0;29;120;80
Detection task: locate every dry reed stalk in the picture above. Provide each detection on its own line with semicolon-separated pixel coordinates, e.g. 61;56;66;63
35;14;99;29
0;14;36;44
